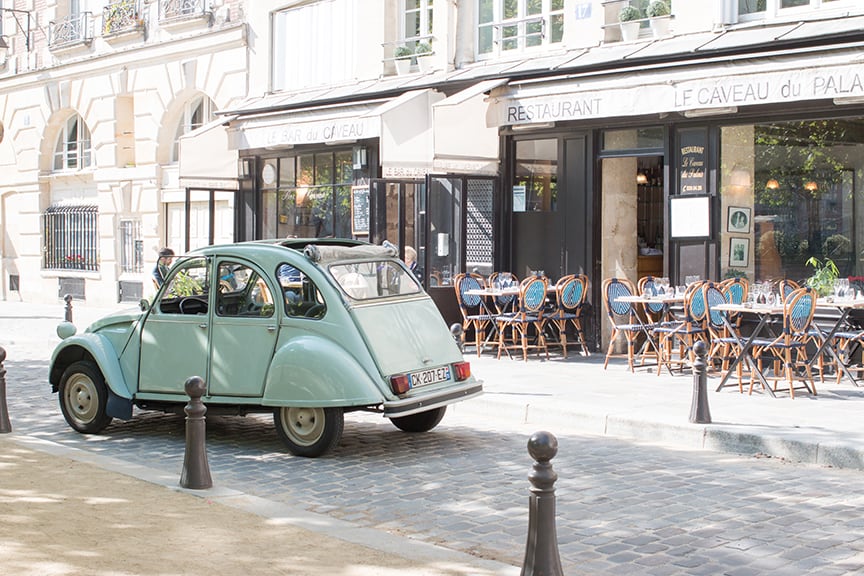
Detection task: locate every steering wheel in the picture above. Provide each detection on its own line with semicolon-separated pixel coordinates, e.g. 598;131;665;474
179;296;207;315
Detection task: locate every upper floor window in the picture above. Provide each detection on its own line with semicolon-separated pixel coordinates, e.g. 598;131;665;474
402;0;433;43
53;114;92;171
171;95;215;162
477;0;564;59
738;0;853;20
272;0;356;92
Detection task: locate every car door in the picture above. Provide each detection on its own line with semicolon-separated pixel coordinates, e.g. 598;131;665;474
139;256;211;394
207;259;279;397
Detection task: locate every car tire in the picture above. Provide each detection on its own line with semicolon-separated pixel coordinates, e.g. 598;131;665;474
59;361;113;434
390;406;446;433
274;406;344;457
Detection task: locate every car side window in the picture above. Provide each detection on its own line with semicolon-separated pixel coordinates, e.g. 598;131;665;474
277;263;326;320
216;261;274;318
158;258;210;315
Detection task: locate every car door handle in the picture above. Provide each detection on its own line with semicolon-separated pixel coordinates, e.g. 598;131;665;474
267;325;277;332
198;323;208;329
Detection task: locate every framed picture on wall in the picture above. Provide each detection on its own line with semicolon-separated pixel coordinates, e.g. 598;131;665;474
729;237;750;267
727;206;751;234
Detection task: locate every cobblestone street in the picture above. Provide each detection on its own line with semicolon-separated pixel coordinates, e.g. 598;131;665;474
5;352;864;575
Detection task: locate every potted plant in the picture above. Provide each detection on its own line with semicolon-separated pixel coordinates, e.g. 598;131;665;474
646;0;671;38
415;42;434;73
804;256;839;298
394;45;413;75
618;5;642;42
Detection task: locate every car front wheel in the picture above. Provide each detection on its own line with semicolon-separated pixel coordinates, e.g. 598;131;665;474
390;406;446;433
274;406;344;457
59;361;113;434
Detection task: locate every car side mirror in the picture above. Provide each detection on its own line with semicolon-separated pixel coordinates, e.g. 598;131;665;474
139;298;150;312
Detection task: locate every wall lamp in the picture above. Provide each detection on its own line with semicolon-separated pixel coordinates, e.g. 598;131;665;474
0;7;32;52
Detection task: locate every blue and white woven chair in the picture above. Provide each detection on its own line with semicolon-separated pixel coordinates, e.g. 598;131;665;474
749;287;817;399
602;277;656;372
496;275;549;361
546;274;590;358
653;281;708;375
455;273;495;357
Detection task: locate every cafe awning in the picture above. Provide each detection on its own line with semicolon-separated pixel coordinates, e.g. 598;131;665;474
178;116;238;190
432;78;507;175
488;44;864;127
226;89;438;156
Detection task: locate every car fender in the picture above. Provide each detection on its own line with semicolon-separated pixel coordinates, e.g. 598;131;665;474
50;333;133;401
263;335;384;406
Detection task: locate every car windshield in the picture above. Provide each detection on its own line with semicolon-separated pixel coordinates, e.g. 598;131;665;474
330;260;422;301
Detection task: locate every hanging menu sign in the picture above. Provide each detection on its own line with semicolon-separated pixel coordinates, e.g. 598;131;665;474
351;185;370;236
679;129;707;194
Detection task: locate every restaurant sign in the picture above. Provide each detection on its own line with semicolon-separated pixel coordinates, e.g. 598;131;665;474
494;61;864;126
235;116;380;149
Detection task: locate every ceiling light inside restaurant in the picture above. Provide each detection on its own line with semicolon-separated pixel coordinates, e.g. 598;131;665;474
765;178;780;190
804;180;818;191
636;172;648;185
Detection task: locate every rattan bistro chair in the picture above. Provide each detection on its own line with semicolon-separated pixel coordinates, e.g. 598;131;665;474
602;277;656;372
496;275;550;361
546;274;590;358
652;281;708;375
455;273;495;357
749;287;818;399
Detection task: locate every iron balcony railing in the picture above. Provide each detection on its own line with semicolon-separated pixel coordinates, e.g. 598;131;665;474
103;0;142;36
41;205;99;272
49;12;94;49
160;0;208;22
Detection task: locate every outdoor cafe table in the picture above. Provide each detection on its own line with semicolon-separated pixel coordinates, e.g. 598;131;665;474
616;294;685;375
810;298;864;387
714;302;815;398
465;285;555;357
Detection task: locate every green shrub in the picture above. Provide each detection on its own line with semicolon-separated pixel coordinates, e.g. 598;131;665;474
415;42;432;56
804;257;839;297
647;0;670;17
619;5;643;21
394;46;413;59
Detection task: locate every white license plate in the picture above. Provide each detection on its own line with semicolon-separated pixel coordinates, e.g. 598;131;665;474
409;366;451;388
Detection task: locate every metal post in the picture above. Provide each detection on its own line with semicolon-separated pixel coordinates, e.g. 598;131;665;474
521;431;563;576
64;294;73;323
0;347;11;433
690;340;712;424
180;376;212;489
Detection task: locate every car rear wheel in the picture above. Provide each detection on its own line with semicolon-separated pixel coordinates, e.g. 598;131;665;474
390;406;446;433
59;361;113;434
274;406;344;457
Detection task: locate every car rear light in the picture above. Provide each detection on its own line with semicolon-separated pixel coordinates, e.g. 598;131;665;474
453;361;471;381
390;374;411;395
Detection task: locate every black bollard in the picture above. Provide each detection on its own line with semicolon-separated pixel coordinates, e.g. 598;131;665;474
690;340;712;424
0;347;11;433
450;323;464;353
180;376;212;489
521;431;564;576
64;294;73;323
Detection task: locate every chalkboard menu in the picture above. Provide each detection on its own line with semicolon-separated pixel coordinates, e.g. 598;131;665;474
679;128;707;195
351;185;370;236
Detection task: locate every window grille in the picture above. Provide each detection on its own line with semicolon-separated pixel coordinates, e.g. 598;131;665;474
119;219;143;273
41;204;99;271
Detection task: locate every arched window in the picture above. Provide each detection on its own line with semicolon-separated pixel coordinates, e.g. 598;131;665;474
171;95;215;162
53;114;92;171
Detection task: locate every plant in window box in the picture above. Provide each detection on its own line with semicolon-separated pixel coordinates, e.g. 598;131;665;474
804;257;839;298
394;45;413;75
618;5;643;42
646;0;671;38
415;42;434;73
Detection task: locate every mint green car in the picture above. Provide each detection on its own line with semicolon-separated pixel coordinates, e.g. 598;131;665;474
49;239;482;457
